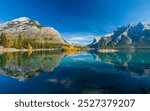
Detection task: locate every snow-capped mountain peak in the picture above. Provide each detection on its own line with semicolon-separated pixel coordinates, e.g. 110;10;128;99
0;17;42;31
0;17;67;44
12;17;31;22
10;17;40;25
138;22;150;30
89;22;150;48
138;21;150;25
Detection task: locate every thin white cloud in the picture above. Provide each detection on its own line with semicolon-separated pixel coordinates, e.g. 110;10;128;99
62;33;97;45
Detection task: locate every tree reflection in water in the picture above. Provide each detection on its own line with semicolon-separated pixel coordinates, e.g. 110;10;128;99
0;51;65;81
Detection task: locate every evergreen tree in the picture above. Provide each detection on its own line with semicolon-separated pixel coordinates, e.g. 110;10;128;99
18;34;23;49
100;41;107;49
0;32;7;47
110;42;115;49
6;38;14;48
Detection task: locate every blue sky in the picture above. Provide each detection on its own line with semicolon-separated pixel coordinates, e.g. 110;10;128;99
0;0;150;44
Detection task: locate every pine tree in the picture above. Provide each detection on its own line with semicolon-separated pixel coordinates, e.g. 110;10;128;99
110;42;115;49
18;34;23;49
0;33;2;45
100;41;107;49
6;38;14;48
0;32;7;47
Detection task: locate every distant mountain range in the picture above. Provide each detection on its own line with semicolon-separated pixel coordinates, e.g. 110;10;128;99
1;18;150;49
89;22;150;48
0;17;67;44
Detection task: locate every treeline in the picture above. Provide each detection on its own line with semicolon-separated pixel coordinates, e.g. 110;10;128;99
0;33;68;50
99;41;115;49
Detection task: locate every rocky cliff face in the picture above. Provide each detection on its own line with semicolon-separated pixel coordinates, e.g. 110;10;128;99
89;22;150;48
0;17;67;44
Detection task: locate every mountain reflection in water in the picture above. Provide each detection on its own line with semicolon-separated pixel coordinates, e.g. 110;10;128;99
0;50;150;94
0;51;65;81
91;50;150;76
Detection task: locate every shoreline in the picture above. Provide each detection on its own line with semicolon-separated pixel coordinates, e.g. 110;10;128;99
98;49;119;53
0;47;57;53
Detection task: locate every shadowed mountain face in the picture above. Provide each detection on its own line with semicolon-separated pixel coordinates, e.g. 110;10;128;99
89;22;150;48
0;51;65;81
0;17;67;44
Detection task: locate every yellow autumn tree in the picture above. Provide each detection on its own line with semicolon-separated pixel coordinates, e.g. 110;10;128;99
27;44;33;51
62;45;80;55
6;38;14;48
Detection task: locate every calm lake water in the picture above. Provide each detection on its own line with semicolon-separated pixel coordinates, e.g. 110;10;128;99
0;49;150;94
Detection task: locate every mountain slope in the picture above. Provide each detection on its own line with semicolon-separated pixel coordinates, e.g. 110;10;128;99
0;17;67;44
89;22;150;48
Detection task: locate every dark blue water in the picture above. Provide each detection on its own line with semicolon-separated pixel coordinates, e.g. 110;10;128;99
0;50;150;94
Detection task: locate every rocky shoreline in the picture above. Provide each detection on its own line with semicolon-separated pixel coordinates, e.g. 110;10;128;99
0;46;28;53
0;46;56;54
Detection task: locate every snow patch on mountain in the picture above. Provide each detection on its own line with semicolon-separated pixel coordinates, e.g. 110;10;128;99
89;22;150;48
0;17;67;44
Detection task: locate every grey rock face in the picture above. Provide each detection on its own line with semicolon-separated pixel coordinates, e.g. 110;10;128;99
89;22;150;48
0;17;67;44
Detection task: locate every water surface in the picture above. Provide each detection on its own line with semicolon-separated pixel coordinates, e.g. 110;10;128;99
0;50;150;94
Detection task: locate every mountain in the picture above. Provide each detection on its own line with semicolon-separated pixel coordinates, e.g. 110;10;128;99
89;22;150;48
0;17;67;44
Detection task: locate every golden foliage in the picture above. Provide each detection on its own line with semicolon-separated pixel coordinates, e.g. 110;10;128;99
27;44;33;51
62;45;80;55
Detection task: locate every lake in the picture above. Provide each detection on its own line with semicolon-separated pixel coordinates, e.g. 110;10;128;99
0;49;150;94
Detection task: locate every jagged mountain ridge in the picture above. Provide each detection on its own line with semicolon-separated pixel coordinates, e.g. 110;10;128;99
89;22;150;48
0;17;67;44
